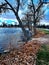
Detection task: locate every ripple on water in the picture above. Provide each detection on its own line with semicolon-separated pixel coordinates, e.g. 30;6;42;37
0;28;24;53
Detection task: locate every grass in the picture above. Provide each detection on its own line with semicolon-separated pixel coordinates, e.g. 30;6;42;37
38;28;49;34
36;44;49;65
41;30;49;34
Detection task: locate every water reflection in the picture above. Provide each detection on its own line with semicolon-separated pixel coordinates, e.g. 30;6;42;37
0;28;23;52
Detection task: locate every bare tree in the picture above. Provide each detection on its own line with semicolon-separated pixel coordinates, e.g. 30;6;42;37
34;0;49;35
24;0;49;35
0;0;28;41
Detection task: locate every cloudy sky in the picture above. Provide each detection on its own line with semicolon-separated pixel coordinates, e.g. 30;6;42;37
0;0;49;25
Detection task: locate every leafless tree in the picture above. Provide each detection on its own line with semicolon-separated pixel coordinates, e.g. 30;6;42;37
30;0;49;35
0;0;28;41
22;0;49;35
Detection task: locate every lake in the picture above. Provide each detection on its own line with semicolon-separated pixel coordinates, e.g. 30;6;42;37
0;28;48;53
0;28;24;53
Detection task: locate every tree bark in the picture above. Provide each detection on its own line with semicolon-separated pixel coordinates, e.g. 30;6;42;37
33;22;37;35
15;13;28;41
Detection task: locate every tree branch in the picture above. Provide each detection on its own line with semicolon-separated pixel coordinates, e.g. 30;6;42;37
31;0;35;12
0;3;7;8
16;0;20;13
31;0;36;24
1;7;12;10
5;0;15;12
35;2;43;13
35;1;49;13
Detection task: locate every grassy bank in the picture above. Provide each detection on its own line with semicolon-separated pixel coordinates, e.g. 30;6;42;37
38;28;49;34
36;44;49;65
41;29;49;34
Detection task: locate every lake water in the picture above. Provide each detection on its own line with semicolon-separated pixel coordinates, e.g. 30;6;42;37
0;28;49;53
0;28;24;53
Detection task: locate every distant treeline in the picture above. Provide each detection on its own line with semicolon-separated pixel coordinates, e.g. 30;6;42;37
37;25;49;29
0;23;49;29
0;23;20;27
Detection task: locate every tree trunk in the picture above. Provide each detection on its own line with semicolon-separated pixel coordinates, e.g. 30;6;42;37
33;22;37;35
15;14;28;42
27;21;30;30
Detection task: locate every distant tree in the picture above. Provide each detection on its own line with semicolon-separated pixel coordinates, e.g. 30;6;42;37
2;22;7;27
10;24;14;27
46;25;49;29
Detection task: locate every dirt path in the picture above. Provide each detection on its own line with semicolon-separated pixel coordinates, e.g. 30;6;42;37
31;35;49;44
42;34;49;38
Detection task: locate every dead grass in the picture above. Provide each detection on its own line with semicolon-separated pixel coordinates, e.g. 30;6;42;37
34;30;45;38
